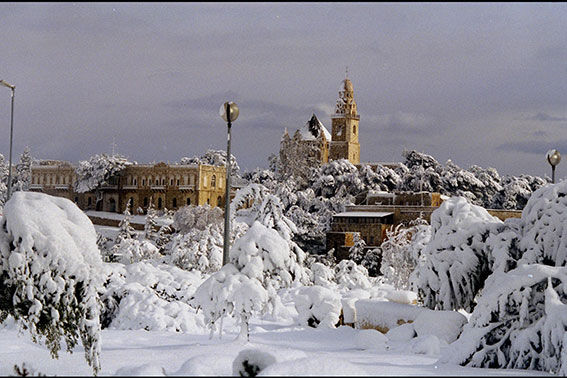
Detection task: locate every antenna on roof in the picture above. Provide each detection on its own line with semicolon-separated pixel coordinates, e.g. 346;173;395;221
345;66;349;79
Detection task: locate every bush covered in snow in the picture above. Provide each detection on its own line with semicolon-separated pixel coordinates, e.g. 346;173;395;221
0;192;103;374
100;261;204;332
294;285;342;328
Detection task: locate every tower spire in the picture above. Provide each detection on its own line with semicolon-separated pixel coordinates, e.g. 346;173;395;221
346;66;349;79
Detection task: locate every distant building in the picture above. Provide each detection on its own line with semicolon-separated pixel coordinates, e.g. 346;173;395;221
326;191;445;260
326;191;522;260
30;160;228;214
279;74;361;168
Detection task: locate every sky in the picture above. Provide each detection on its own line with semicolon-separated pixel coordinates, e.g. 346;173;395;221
0;2;566;178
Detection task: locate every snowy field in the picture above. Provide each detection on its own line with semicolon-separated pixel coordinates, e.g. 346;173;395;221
0;312;552;376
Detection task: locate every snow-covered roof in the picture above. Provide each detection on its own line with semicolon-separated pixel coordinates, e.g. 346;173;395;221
334;211;394;218
367;191;395;198
300;114;331;142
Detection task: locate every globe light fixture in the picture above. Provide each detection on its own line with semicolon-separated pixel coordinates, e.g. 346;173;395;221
0;80;15;201
547;149;561;184
219;102;239;266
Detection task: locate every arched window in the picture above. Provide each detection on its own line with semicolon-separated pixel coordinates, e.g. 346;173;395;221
211;175;216;188
129;197;134;208
187;198;191;206
207;198;210;205
74;196;78;203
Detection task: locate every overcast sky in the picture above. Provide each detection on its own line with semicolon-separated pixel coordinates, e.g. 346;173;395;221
0;2;566;178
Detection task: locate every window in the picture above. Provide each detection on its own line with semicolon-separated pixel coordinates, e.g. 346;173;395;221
134;178;137;185
177;179;180;186
158;197;162;209
170;179;174;186
187;198;191;206
88;197;92;206
211;175;216;188
74;196;78;203
129;197;134;207
142;179;146;186
207;198;210;205
172;198;177;208
217;196;222;206
144;197;148;207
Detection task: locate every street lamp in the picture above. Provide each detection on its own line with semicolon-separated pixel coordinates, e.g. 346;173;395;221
219;101;239;266
0;80;15;201
547;149;561;184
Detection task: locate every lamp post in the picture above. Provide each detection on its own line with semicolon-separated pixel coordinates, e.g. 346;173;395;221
0;80;15;201
547;149;561;184
219;101;239;266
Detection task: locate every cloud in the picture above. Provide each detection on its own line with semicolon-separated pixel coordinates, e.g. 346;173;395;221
526;112;567;122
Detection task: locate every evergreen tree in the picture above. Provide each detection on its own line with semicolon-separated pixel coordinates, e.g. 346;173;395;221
13;146;32;192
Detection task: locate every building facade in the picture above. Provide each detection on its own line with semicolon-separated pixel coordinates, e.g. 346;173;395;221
30;161;227;214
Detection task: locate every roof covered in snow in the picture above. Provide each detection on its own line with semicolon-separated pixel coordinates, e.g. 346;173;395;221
334;211;394;218
300;114;331;142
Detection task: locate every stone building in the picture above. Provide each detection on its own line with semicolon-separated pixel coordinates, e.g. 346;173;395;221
326;192;444;260
30;160;227;214
279;74;361;168
329;76;360;165
326;191;522;261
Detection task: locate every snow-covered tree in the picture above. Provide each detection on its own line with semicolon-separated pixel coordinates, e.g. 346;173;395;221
74;153;131;193
0;154;9;206
192;263;268;341
230;221;309;292
491;174;546;210
413;197;504;312
180;149;240;177
0;192;103;374
108;200;160;264
424;181;567;374
278;128;321;187
13;146;32;192
348;233;367;266
166;204;245;273
117;199;137;243
380;218;430;290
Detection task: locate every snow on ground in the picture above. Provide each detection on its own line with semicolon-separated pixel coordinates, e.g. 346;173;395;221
85;210;173;227
0;316;552;376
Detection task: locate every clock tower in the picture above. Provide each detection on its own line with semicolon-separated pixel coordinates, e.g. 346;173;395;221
329;73;360;165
